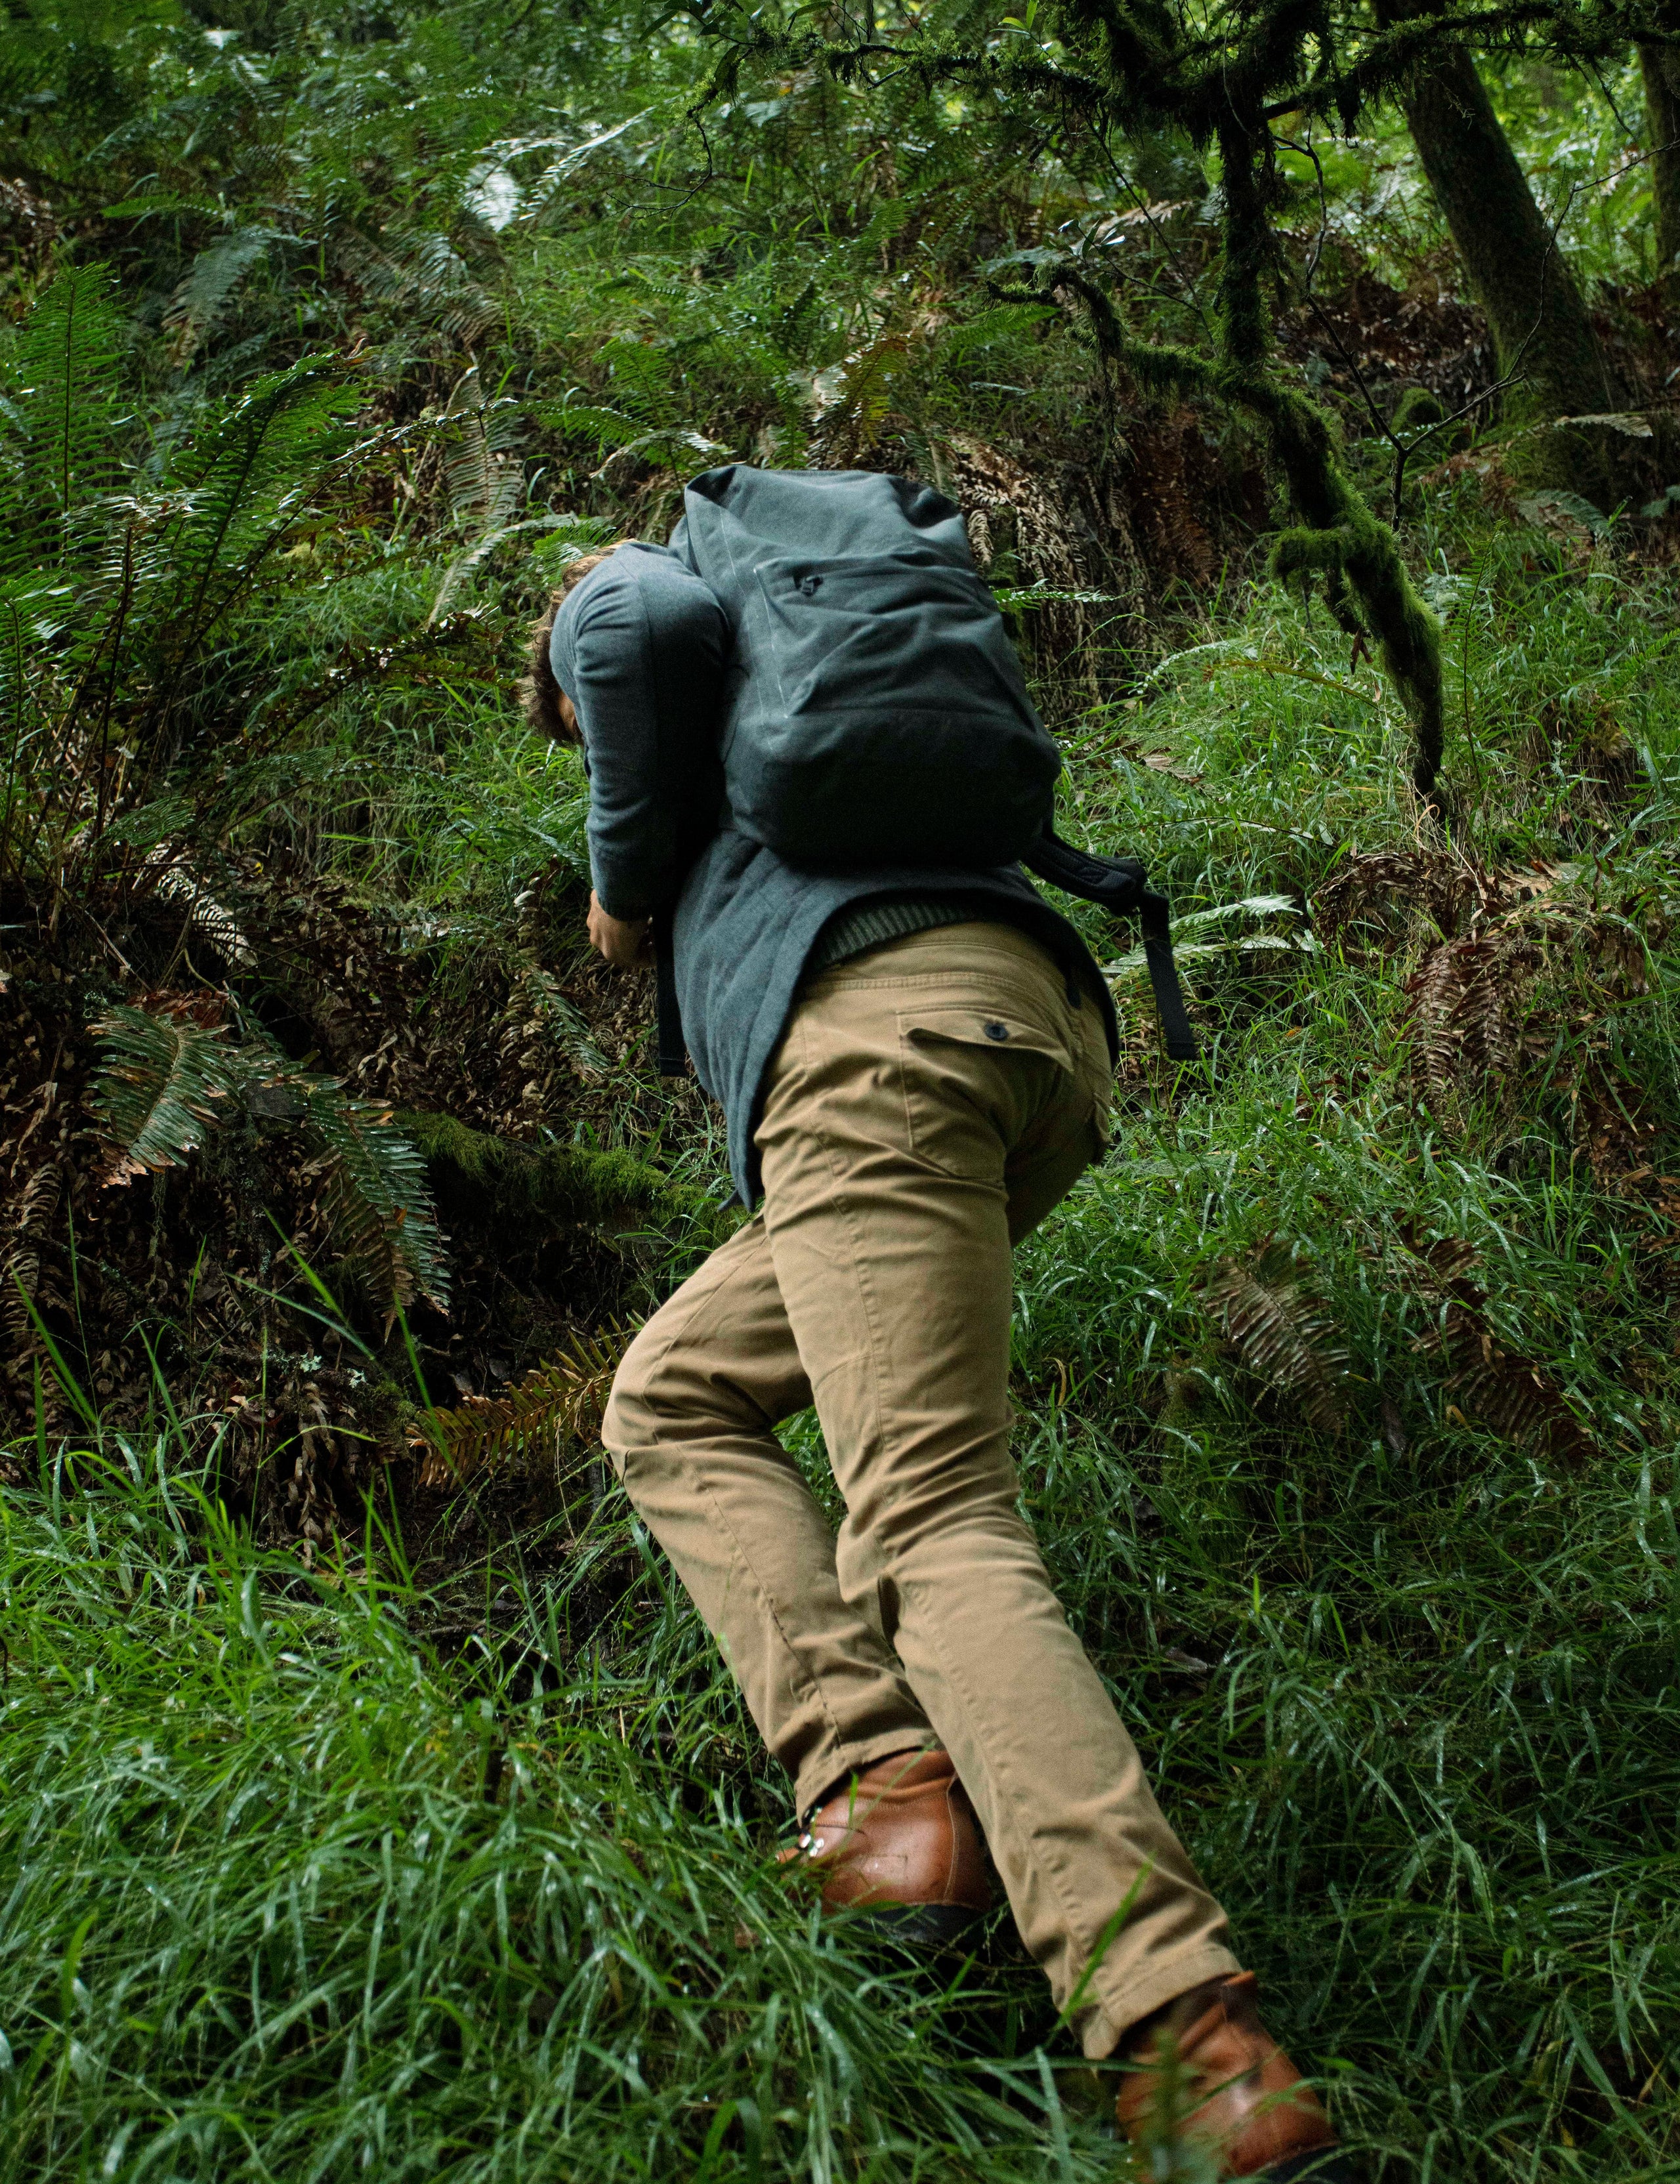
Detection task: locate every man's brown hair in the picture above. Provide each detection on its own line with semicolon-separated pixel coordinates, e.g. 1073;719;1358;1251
519;542;639;744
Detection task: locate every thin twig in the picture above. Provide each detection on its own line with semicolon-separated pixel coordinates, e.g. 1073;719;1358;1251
1278;131;1413;501
1087;129;1216;345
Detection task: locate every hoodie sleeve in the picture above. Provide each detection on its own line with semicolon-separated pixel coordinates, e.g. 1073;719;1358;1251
551;545;729;921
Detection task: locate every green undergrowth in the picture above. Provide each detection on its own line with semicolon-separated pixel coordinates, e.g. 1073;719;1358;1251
7;507;1680;2181
7;5;1680;2175
0;1453;1127;2183
403;1110;742;1259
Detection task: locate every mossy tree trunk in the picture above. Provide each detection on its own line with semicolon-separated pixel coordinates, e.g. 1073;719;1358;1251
1058;100;1448;805
1642;41;1680;294
1381;7;1628;501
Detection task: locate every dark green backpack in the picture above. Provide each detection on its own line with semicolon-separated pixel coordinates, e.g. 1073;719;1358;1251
671;465;1059;870
669;464;1196;1060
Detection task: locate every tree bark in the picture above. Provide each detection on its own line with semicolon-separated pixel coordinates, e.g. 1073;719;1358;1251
1387;20;1626;499
1641;41;1680;291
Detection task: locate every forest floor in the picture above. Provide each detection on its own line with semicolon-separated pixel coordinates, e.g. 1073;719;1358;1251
4;17;1680;2176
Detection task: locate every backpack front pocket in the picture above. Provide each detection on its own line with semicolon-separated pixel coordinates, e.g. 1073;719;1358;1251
728;556;1060;869
753;555;1034;721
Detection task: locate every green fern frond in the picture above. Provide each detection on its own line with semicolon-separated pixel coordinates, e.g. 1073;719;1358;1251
544;402;654;453
440;367;523;532
90;999;245;1184
299;1082;452;1312
530;514;620;586
429;514;594;624
514;964;613;1080
159;357;363;656
934;302;1059;370
3;262;123;575
163;228;274;370
251;614;492;744
419;1323;633;1487
89;1001;448;1308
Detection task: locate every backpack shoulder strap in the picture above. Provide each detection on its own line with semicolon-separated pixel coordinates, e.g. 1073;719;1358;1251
653;903;688;1076
1021;829;1199;1063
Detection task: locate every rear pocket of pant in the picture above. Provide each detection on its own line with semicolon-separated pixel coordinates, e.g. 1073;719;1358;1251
897;1002;1077;1178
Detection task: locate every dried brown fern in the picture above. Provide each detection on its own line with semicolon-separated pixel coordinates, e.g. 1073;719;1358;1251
3;1160;64;1419
1123;406;1217;588
417;1322;635;1488
945;434;1094;592
1527;693;1645;820
1400;1231;1592;1463
1572;904;1658;1001
1402;934;1542;1111
1313;849;1490;949
943;432;1105;692
1358;864;1658;1129
140;846;255;967
1568;1063;1661;1193
1202;1241;1347;1434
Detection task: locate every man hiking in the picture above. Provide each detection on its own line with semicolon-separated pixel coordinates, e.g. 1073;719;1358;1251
528;470;1349;2182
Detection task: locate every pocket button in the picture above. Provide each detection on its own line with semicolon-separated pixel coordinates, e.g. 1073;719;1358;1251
984;1021;1010;1041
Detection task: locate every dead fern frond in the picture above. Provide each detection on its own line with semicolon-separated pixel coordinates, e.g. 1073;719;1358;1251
945;432;1093;590
1403;934;1542;1109
1313;850;1492;949
1403;1232;1481;1289
1573;905;1658;1001
1398;1230;1592;1463
1568;1064;1661;1193
1122;406;1216;589
3;1159;64;1354
1440;1331;1595;1463
90;996;243;1183
943;430;1105;691
140;846;256;967
418;1322;634;1488
1526;693;1644;819
1203;1240;1347;1435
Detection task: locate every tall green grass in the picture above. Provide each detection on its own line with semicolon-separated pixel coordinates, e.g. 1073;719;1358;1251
0;1448;1115;2182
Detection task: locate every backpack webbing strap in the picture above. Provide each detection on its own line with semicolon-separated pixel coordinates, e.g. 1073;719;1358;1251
653;904;688;1076
1135;886;1199;1063
1022;829;1199;1063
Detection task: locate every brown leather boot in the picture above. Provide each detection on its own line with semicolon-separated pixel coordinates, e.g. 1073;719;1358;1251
1115;1972;1349;2180
781;1748;993;1943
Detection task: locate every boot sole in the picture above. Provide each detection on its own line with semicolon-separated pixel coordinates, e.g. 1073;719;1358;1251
848;1901;988;1951
1263;2152;1355;2183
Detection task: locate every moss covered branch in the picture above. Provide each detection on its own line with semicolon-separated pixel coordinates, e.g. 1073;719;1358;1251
400;1113;740;1255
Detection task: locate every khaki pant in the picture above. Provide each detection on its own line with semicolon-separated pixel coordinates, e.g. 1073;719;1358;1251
602;923;1240;2055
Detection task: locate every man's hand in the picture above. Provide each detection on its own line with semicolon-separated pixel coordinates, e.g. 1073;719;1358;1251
588;890;654;969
